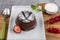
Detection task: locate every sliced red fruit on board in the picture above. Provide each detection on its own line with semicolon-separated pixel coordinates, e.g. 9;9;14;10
55;16;60;21
47;27;60;34
13;25;21;33
46;16;60;24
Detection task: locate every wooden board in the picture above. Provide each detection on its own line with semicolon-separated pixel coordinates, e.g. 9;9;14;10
40;3;60;40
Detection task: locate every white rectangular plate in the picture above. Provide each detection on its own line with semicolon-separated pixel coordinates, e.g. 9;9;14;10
7;6;46;40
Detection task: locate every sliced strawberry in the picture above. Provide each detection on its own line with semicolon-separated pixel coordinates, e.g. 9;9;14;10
13;25;21;33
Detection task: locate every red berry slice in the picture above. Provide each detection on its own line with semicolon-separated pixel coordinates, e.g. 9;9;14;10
13;25;21;33
47;27;60;34
46;16;60;24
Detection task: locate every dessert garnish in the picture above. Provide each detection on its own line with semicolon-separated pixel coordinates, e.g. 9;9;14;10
46;16;60;24
47;27;60;34
31;4;45;12
13;25;21;33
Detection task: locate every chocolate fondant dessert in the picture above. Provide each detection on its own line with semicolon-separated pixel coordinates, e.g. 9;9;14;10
16;11;36;31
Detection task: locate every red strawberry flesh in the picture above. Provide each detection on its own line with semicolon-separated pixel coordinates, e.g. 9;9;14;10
13;25;21;33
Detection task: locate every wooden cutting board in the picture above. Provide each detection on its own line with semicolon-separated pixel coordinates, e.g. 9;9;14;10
40;3;60;40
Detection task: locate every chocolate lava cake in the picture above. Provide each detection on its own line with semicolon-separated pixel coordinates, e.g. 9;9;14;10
16;11;36;31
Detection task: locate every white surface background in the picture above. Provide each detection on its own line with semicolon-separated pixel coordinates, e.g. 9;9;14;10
0;0;60;12
7;6;46;40
0;0;50;12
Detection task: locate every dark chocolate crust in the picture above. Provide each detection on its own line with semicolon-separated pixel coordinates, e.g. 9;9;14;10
16;16;36;31
15;11;36;31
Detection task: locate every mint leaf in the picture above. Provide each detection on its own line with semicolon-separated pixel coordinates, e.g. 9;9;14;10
31;5;37;10
31;5;39;10
36;9;42;12
31;4;45;12
42;9;46;12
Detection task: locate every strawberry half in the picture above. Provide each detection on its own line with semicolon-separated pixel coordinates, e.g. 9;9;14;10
13;25;21;33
